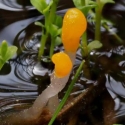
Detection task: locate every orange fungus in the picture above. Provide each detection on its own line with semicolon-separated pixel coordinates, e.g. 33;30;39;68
62;8;87;52
52;52;73;78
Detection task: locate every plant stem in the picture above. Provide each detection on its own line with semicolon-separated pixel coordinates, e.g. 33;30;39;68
48;60;85;125
103;24;123;44
38;0;59;60
81;0;86;6
49;0;59;23
83;59;91;79
81;32;88;57
49;0;59;58
49;37;55;58
95;0;102;41
38;32;48;60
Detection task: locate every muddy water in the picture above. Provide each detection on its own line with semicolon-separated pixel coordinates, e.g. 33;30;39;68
0;0;125;125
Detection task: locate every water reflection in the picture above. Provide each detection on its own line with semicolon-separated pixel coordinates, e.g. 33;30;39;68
0;0;34;11
0;0;125;124
106;74;125;119
0;3;43;117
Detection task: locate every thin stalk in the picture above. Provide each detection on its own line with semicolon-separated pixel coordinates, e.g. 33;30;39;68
83;59;91;79
49;0;59;23
48;60;85;125
103;24;123;44
38;0;59;60
49;0;59;58
81;32;88;57
49;37;55;58
95;0;102;41
38;12;49;60
38;32;48;60
81;0;86;6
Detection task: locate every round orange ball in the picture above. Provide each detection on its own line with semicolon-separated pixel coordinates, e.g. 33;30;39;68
52;52;73;78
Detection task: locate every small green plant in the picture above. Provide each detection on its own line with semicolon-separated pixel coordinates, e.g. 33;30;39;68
72;0;102;58
0;40;17;70
30;0;62;60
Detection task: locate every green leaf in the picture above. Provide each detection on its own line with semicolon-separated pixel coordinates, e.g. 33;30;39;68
0;59;4;70
79;4;97;16
35;21;45;28
54;15;63;28
100;0;115;4
55;36;62;46
1;40;8;57
57;28;62;35
30;0;48;14
87;40;102;52
73;0;97;16
43;0;53;14
4;46;17;62
0;40;17;70
49;24;59;37
73;0;96;8
73;0;83;8
0;56;3;62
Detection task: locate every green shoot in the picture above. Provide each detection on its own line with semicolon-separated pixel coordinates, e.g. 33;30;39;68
72;0;102;58
95;0;115;41
0;40;17;70
30;0;62;60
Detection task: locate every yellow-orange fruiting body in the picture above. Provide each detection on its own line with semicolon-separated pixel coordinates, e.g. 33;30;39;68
52;52;73;78
62;8;87;52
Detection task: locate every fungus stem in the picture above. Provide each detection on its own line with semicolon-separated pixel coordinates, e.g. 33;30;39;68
48;60;85;125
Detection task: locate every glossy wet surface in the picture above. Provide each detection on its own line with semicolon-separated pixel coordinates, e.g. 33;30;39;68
0;0;125;125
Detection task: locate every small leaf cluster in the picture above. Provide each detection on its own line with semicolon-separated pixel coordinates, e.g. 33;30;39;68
30;0;62;58
30;0;53;15
73;0;97;16
30;0;62;36
0;40;17;70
